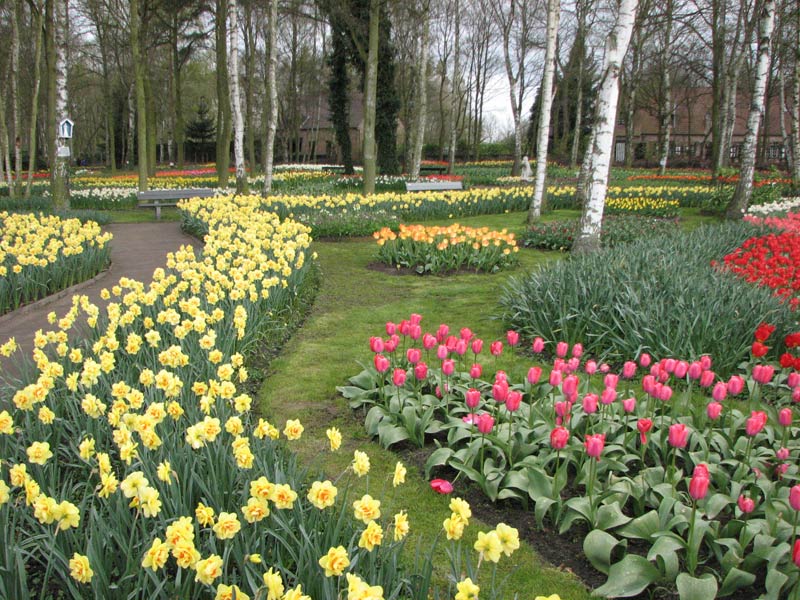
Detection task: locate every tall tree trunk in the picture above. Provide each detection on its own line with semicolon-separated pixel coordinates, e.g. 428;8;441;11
710;0;727;177
145;72;157;176
228;0;247;193
262;0;278;195
101;50;116;174
11;0;22;196
657;0;673;175
362;0;379;195
573;0;638;254
51;0;69;207
171;20;185;168
244;8;256;172
528;0;560;222
726;0;776;219
792;4;800;186
779;62;792;172
570;55;585;168
0;70;12;188
623;24;642;168
409;4;430;179
46;0;56;174
216;0;231;187
131;0;148;191
26;4;45;197
447;0;461;173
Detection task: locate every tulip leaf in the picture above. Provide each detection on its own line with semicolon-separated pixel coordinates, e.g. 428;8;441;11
424;447;454;477
718;567;756;597
676;572;718;600
616;510;660;540
704;493;733;519
596;502;632;531
592;554;660;598
647;533;684;580
534;496;557;529
764;568;789;600
583;529;624;575
377;422;409;448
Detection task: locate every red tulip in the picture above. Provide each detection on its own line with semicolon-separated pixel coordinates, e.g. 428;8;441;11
584;433;606;460
465;388;481;409
407;348;421;364
668;423;690;448
505;391;522;412
490;341;503;356
571;343;583;358
706;402;723;420
582;393;598;414
430;479;454;494
637;418;653;444
470;363;483;379
532;337;545;353
392;368;407;387
556;342;568;358
476;413;495;434
442;359;455;376
622;361;637;379
507;330;520;346
727;375;745;395
780;408;793;427
751;342;769;357
374;354;390;373
745;410;767;436
550;426;570;449
639;353;652;367
527;367;542;385
369;336;385;353
471;338;483;355
414;362;428;380
754;322;776;343
737;494;755;514
622;397;636;413
711;382;727;402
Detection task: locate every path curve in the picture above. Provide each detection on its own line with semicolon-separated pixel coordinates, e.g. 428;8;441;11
0;222;201;369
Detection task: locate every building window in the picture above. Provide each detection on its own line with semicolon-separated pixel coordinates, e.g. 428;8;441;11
767;144;784;160
730;144;740;159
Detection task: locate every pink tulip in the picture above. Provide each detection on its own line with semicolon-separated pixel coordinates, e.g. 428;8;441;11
436;345;448;360
385;336;399;353
414;362;428;380
687;362;703;380
585;360;598;375
752;365;775;385
572;343;584;358
465;388;481;409
604;374;619;389
409;313;422;326
639;353;652;368
550;426;570;449
399;320;410;336
422;332;437;349
495;370;507;383
622;361;637;379
556;342;569;358
470;363;483;379
737;495;755;514
492;380;509;402
674;361;688;379
460;327;473;341
699;370;715;388
463;413;478;425
430;479;454;494
490;341;503;356
689;466;710;501
505;391;522;412
454;339;468;356
790;485;800;511
779;408;793;427
637;418;653;444
407;348;421;364
601;388;617;405
525;366;541;385
374;354;390;373
642;375;656;395
777;447;790;461
369;336;385;353
566;357;580;372
555;401;571;424
622;397;636;413
584;433;606;460
700;355;712;370
409;324;422;340
476;413;495;434
532;337;545;353
794;540;800;568
745;411;767;436
582;393;598;414
392;368;407;387
386;322;397;336
553;358;566;372
599;363;610;373
712;382;727;402
471;338;483;355
788;372;800;389
727;375;744;395
445;336;459;351
668;423;690;448
664;358;677;374
507;330;520;346
562;375;579;396
442;359;455;376
549;370;563;387
706;402;723;420
658;385;673;402
436;323;449;342
778;462;789;475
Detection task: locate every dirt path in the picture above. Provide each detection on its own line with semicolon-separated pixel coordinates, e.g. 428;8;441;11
0;222;201;374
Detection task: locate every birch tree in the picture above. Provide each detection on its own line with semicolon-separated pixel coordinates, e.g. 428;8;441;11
228;0;247;193
725;0;776;218
52;0;70;207
363;0;379;195
573;0;639;254
130;0;148;191
657;0;674;174
409;1;431;180
447;0;461;172
791;2;800;186
528;0;560;223
11;0;21;196
216;0;232;187
262;0;278;194
26;1;45;197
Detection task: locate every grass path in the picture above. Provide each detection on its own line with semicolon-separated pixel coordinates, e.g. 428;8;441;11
259;210;593;599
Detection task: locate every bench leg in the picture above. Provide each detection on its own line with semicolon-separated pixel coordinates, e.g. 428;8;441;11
155;204;161;220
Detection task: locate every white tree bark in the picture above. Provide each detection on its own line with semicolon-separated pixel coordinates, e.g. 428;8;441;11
573;0;639;253
262;0;278;195
779;60;793;172
528;0;560;222
362;0;380;195
657;0;673;175
26;3;45;198
727;0;776;219
52;0;70;208
11;0;21;196
447;0;461;172
792;6;800;186
228;0;247;193
410;3;430;180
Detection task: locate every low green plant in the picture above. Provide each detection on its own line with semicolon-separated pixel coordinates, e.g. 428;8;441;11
521;216;680;251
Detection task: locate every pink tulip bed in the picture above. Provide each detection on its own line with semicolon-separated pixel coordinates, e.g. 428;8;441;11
340;315;800;598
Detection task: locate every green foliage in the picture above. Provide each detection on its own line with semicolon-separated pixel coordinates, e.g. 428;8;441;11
520;216;680;251
499;221;795;375
0;195;51;211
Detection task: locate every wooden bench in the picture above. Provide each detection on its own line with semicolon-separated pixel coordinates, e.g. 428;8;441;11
419;165;447;174
405;180;464;192
137;188;217;219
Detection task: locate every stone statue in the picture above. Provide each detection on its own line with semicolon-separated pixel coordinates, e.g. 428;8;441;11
520;155;532;182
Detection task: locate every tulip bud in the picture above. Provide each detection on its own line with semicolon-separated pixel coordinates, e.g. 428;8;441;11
712;382;727;402
374;354;390;373
471;338;483;355
779;408;793;427
706;401;722;420
727;375;744;395
777;447;790;461
532;337;545;353
527;366;542;385
689;469;709;501
556;342;569;358
470;363;483;379
442;359;455;376
550;426;569;450
507;330;520;346
622;361;637;379
668;423;690;448
562;375;579;396
737;494;755;514
582;393;598;414
392;368;407;387
637;418;653;444
622;397;636;413
476;413;494;434
505;391;522;412
465;388;481;409
414;362;428;380
369;336;384;353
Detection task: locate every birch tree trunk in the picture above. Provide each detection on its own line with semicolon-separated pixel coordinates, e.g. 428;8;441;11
362;0;380;195
657;0;673;175
447;0;461;173
171;20;185;168
262;0;278;195
779;61;793;172
792;5;800;186
52;0;70;208
0;75;12;188
409;4;430;180
726;0;776;219
570;58;585;168
11;0;22;196
528;0;560;223
573;0;639;254
26;4;45;197
216;0;231;188
228;0;247;193
130;0;148;191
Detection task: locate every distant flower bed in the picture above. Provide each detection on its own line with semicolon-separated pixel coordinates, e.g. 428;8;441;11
747;198;800;217
521;216;679;251
373;224;518;274
547;185;712;210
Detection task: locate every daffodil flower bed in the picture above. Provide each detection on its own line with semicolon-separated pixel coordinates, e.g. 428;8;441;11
0;212;112;314
547;185;710;212
373;224;519;274
0;201;541;600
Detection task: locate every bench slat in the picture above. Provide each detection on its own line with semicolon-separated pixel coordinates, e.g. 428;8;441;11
137;188;217;201
405;181;463;192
